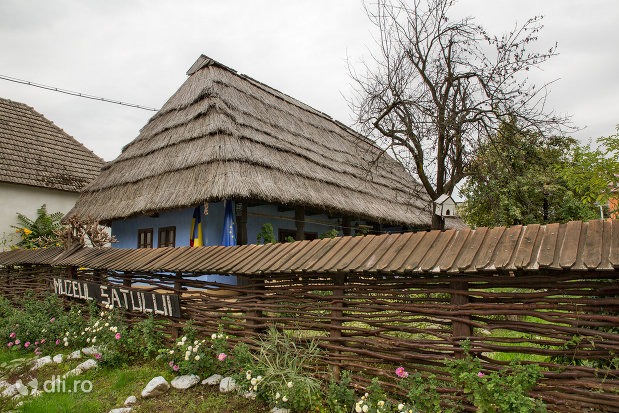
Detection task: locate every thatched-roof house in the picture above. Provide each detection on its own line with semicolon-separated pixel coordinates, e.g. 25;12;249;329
67;55;458;250
0;97;104;248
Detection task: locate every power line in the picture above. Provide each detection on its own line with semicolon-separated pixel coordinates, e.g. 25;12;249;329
0;74;158;111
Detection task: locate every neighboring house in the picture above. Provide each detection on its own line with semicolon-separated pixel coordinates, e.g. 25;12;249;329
0;97;104;250
67;54;462;261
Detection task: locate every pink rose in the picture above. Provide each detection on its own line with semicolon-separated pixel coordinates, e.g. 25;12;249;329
95;353;102;360
169;361;174;367
478;372;485;378
50;318;55;323
55;339;60;345
41;339;46;343
24;342;30;348
35;341;39;346
173;365;179;371
115;333;121;340
9;332;16;338
7;342;13;347
217;353;227;361
15;339;20;345
396;367;408;378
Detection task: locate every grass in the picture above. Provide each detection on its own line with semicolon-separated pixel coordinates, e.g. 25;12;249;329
0;349;268;413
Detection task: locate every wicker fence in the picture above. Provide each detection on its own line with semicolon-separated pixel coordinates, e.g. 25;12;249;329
0;263;617;412
0;220;618;412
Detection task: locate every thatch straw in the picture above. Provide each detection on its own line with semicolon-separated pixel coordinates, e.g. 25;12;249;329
67;55;445;227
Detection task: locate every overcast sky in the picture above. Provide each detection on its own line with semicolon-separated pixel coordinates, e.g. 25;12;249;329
1;0;618;162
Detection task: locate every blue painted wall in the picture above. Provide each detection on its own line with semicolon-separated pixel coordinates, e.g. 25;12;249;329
110;201;357;285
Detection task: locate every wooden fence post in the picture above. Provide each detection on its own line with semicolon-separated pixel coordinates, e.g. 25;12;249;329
330;273;346;380
171;272;184;340
246;276;265;336
450;281;472;358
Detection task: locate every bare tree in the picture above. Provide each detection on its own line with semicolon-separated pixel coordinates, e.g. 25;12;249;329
349;0;569;229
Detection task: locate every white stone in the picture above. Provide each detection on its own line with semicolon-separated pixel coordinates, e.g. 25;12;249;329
14;380;28;396
1;384;17;398
30;356;52;370
171;375;200;390
108;408;133;413
63;359;97;377
141;376;169;399
201;374;223;385
124;395;137;406
270;408;291;413
0;380;10;391
53;354;64;363
68;350;82;359
81;346;100;356
243;391;256;400
219;377;237;393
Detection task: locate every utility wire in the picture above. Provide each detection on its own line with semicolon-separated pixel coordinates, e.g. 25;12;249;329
0;74;158;111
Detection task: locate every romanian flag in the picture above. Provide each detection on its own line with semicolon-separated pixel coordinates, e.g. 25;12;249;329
190;206;203;247
221;200;236;247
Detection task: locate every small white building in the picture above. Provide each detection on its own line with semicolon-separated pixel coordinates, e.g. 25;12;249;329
434;194;457;218
0;98;104;250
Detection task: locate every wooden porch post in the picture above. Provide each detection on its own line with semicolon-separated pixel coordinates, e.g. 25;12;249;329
342;217;351;236
236;201;248;245
295;207;305;241
172;271;184;339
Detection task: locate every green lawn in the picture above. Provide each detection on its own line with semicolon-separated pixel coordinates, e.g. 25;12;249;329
0;349;268;413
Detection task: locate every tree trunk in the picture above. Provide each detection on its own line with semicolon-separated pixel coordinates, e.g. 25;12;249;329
432;213;445;230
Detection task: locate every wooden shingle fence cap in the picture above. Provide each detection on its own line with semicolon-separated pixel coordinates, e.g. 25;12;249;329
1;220;618;275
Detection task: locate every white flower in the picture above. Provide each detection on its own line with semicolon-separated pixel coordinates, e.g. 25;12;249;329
181;336;187;342
282;396;288;402
355;406;362;413
87;338;91;343
177;342;182;346
81;332;85;335
194;355;200;361
378;401;385;407
398;404;404;411
217;333;223;339
250;378;257;386
193;347;198;353
104;323;109;327
364;393;369;398
64;342;68;347
362;405;369;413
246;374;251;380
187;345;192;351
63;337;68;342
287;381;293;388
169;350;174;354
65;332;69;336
185;355;189;361
211;333;217;340
194;340;199;345
92;337;96;343
275;392;280;399
256;375;262;381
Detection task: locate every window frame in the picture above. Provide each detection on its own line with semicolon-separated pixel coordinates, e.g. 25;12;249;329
137;228;153;249
158;226;176;248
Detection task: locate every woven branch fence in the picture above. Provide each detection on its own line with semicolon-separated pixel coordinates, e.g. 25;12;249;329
0;264;617;412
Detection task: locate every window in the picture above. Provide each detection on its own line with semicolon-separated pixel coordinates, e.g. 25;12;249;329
278;229;318;243
158;226;176;248
137;228;153;249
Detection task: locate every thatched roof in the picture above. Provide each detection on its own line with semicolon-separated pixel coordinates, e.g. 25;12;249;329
0;97;104;192
67;55;444;226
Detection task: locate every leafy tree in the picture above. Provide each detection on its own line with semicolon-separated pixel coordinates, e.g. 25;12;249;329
556;125;619;210
459;121;599;227
12;204;63;249
349;0;568;229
